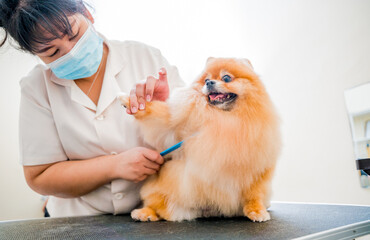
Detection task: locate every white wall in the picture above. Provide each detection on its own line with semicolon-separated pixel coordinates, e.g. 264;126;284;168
0;0;369;221
345;83;370;115
0;43;43;220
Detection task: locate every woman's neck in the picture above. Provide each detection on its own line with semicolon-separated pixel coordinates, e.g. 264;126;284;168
74;43;109;107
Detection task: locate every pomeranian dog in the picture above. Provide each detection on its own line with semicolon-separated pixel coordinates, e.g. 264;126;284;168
119;57;281;222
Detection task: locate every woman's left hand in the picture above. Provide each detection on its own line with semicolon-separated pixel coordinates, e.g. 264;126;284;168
127;67;169;114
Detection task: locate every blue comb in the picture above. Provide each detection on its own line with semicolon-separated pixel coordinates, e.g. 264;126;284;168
160;141;184;156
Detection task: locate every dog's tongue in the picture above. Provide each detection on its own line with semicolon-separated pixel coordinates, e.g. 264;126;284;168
209;93;226;101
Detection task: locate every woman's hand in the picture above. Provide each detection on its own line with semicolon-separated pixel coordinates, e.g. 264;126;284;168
127;68;169;114
22;147;164;198
112;147;164;182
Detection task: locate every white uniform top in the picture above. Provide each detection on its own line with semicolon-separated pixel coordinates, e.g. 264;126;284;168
19;34;185;217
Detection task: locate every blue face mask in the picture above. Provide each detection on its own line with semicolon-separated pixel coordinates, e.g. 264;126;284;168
47;24;103;80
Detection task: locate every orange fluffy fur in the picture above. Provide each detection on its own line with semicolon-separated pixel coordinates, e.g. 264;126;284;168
119;58;281;222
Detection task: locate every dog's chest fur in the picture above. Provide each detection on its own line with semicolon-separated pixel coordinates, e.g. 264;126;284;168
178;160;248;216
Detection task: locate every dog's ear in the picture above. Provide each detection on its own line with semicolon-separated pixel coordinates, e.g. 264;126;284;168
206;57;215;64
242;58;254;69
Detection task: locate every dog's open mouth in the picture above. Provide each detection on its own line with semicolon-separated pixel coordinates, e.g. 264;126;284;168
208;92;237;105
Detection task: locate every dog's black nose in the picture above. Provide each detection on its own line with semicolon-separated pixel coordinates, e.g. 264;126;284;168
206;80;216;87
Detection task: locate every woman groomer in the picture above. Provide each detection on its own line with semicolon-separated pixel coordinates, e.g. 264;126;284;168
0;0;184;217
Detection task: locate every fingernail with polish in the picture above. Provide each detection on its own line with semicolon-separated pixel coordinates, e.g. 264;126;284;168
139;103;145;110
146;95;151;102
131;107;137;113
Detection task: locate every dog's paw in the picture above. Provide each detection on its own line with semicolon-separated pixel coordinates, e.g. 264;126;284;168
244;209;271;222
117;92;130;109
131;207;160;222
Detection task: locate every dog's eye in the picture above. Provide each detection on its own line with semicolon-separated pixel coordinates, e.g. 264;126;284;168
222;75;232;82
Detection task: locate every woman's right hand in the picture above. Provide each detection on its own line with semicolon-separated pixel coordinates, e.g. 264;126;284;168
113;147;164;182
22;147;164;198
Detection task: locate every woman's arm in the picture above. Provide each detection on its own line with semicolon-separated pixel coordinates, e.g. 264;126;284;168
23;147;163;198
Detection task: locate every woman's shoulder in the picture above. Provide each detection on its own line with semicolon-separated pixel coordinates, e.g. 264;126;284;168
19;64;50;88
19;64;52;104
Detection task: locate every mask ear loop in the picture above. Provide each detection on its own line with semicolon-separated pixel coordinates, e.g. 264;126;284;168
83;16;99;35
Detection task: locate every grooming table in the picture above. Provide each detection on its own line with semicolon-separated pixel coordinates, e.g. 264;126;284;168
0;202;369;240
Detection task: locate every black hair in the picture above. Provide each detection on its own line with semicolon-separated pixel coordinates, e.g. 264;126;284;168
0;0;91;54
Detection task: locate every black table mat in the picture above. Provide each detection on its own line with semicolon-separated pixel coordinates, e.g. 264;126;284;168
0;202;369;240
